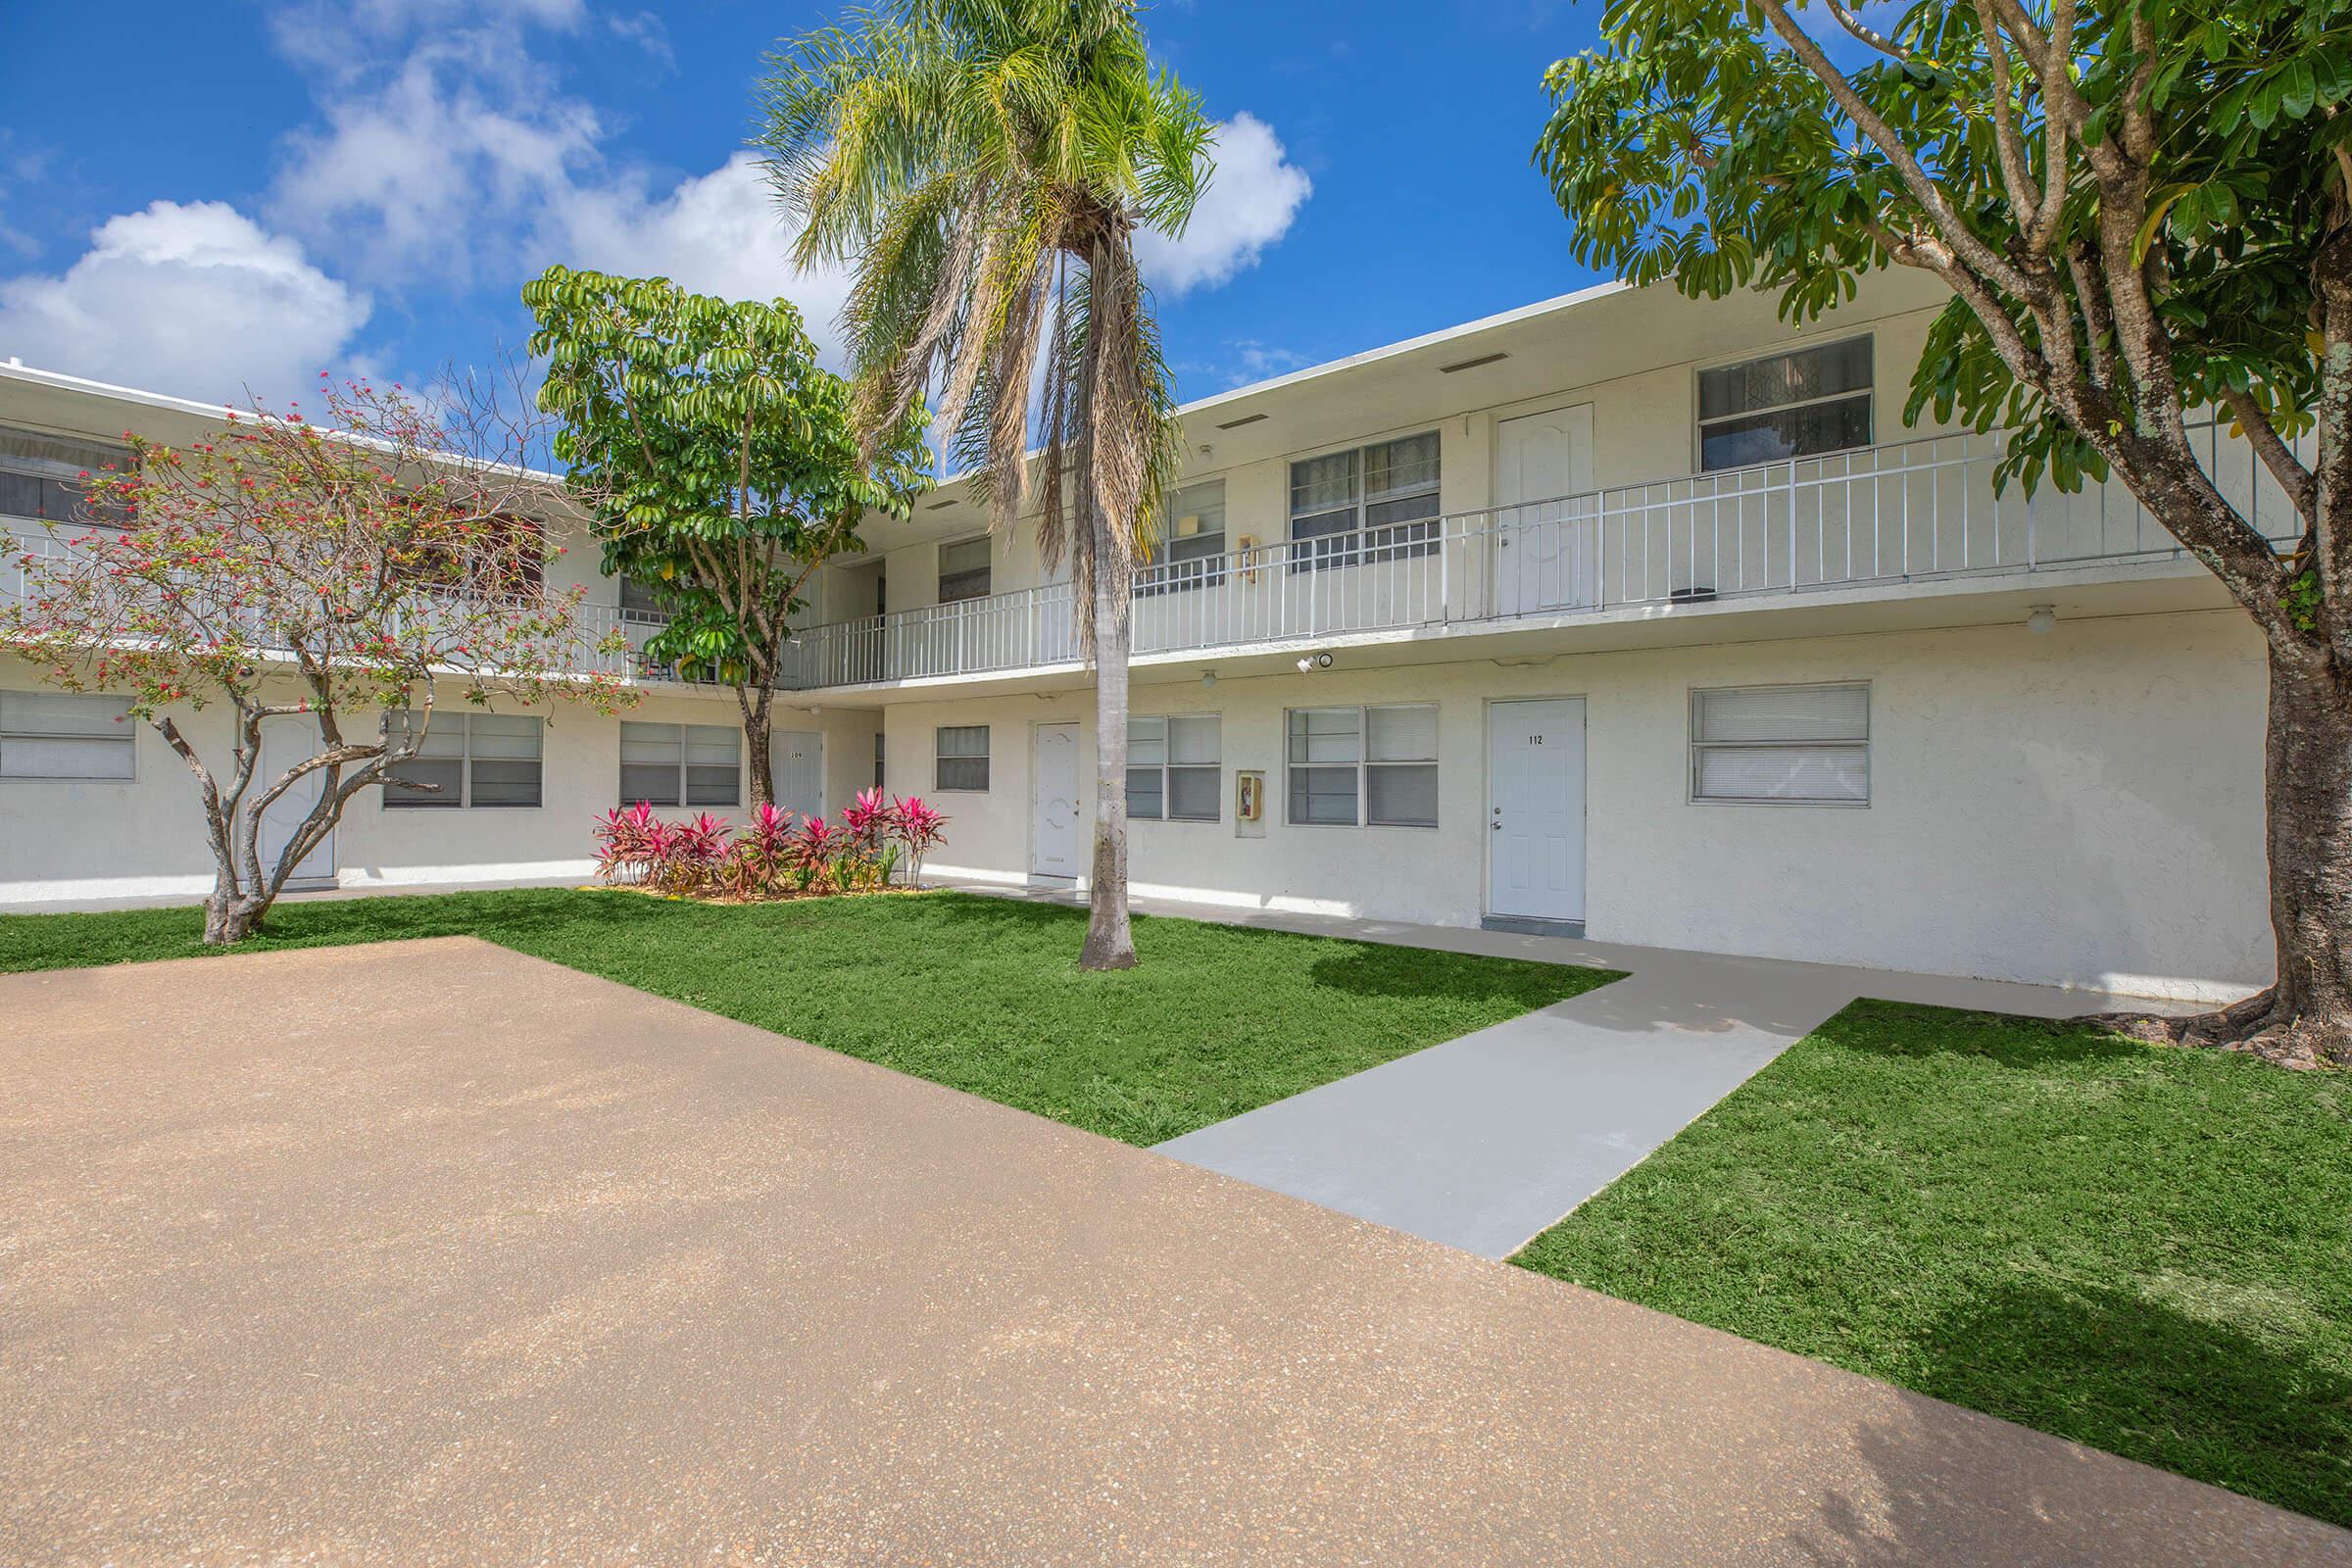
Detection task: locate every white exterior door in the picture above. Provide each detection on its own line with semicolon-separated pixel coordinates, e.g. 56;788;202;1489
771;729;824;819
258;718;335;887
1493;405;1596;614
1487;698;1586;924
1030;721;1082;879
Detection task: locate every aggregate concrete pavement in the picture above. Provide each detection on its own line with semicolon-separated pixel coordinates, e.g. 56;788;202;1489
2;938;2337;1566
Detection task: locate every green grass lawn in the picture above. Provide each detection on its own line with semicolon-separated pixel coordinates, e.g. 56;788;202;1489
0;888;1616;1146
1512;1000;2352;1527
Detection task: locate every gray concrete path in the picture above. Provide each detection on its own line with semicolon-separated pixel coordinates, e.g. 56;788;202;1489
944;878;2210;1258
1;939;2336;1566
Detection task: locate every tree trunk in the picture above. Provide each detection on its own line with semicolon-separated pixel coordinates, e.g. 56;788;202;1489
741;684;774;810
202;873;267;946
2107;643;2352;1067
1080;501;1138;971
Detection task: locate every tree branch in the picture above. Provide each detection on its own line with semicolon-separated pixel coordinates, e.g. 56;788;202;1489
1755;0;2036;299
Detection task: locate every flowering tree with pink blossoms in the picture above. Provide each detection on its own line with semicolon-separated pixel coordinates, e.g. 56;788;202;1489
0;372;635;944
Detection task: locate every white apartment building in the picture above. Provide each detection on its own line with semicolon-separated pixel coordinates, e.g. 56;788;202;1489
0;270;2296;1000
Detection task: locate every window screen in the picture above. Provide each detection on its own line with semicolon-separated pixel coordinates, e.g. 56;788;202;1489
1128;713;1220;820
936;724;990;791
385;711;543;808
1690;683;1870;804
1140;480;1228;594
1696;338;1872;472
1365;704;1439;827
0;689;136;779
938;537;992;604
1288;433;1441;571
0;426;135;528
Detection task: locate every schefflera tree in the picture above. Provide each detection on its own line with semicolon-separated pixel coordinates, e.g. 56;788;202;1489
1536;0;2352;1065
523;267;931;805
0;374;636;944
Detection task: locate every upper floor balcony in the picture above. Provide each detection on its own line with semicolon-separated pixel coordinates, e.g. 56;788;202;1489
773;422;2296;692
8;421;2294;698
0;524;661;688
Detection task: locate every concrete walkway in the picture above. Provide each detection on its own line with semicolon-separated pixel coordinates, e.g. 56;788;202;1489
944;878;2206;1258
1;939;2335;1566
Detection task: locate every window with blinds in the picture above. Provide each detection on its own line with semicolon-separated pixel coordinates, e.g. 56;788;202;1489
617;720;740;808
1690;683;1870;805
938;537;992;604
0;426;135;528
0;689;136;780
1288;432;1441;572
1139;479;1228;595
1286;704;1439;827
935;724;990;792
1696;338;1872;472
384;711;545;808
1128;714;1220;821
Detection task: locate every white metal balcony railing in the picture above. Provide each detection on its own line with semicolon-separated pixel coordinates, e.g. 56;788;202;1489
4;423;2301;692
770;422;2300;691
0;529;650;684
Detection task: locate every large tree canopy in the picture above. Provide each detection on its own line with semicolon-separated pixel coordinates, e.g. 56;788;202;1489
1537;0;2352;1062
524;267;930;805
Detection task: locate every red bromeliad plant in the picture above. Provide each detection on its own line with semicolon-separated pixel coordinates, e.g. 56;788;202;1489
720;801;797;898
784;813;845;892
590;792;948;901
593;801;664;884
887;795;949;884
659;812;733;894
0;370;635;944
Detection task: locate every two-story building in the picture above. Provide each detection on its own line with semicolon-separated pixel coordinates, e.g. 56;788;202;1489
0;270;2296;1000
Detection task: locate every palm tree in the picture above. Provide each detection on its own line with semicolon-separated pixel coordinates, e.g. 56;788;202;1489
760;0;1213;971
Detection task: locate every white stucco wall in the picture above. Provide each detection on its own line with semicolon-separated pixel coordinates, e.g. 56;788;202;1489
884;609;2269;1001
0;660;894;905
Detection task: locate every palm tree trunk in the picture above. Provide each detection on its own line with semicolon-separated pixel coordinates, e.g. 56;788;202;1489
1081;497;1138;970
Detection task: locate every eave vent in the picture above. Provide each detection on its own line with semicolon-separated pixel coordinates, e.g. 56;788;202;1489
1215;412;1269;430
1438;351;1509;374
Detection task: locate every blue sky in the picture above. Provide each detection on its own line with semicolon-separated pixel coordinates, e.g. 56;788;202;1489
0;0;1611;412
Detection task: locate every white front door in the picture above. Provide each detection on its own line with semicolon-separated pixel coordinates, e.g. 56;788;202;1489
1487;698;1586;924
258;717;335;887
1493;405;1596;614
771;729;824;819
1030;721;1082;879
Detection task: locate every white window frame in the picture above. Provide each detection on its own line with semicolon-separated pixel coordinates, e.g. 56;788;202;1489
935;724;991;792
618;574;669;623
937;536;993;605
1284;704;1439;828
0;424;136;530
616;719;741;808
1694;336;1874;474
383;711;547;809
1127;713;1221;822
0;689;137;782
1138;479;1229;595
1287;431;1442;573
1688;682;1871;807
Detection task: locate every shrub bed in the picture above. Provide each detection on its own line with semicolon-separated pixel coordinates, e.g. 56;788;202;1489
594;788;948;900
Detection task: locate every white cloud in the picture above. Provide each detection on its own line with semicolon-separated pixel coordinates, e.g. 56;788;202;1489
1139;113;1311;297
268;0;585;73
269;30;602;287
546;153;859;366
0;201;370;404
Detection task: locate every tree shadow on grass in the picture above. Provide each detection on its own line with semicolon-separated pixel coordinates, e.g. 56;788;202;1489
1302;944;1619;1007
1791;1275;2352;1554
1817;999;2155;1070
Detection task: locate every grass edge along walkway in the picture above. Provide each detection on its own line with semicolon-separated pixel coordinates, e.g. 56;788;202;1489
1512;998;2352;1530
0;886;1620;1148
